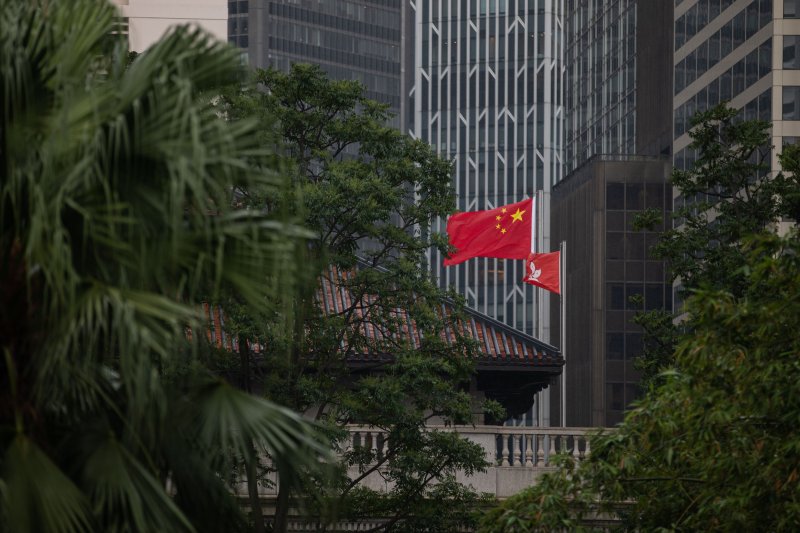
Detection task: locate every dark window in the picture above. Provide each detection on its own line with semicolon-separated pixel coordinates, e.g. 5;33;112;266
625;183;643;210
746;1;759;39
783;86;800;119
746;49;759;86
607;260;625;281
625;332;643;359
607;333;624;360
607;232;625;260
733;11;745;47
788;0;800;18
626;284;644;310
645;261;665;282
608;383;625;411
645;284;665;310
626;261;644;282
607;183;625;209
608;284;625;310
607;211;625;231
626;233;645;260
645;183;665;209
785;36;800;68
625;383;642;404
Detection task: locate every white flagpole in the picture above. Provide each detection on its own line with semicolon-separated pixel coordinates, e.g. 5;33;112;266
530;195;537;253
535;191;545;427
560;240;567;427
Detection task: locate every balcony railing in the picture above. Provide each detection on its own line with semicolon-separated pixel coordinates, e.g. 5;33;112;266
345;425;598;498
240;425;600;501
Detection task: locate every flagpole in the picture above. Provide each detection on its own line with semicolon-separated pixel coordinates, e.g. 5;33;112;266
560;240;567;427
531;195;537;254
535;191;544;427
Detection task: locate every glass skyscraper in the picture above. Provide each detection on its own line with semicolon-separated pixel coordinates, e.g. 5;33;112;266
552;1;674;427
411;0;565;346
230;1;403;124
564;0;637;174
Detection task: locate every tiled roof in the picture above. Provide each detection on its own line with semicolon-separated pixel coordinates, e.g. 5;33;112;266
201;265;563;371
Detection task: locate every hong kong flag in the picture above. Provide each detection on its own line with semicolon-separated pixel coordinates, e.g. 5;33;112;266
443;198;534;266
522;251;560;294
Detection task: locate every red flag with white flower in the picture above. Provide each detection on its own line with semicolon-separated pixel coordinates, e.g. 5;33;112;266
522;251;560;294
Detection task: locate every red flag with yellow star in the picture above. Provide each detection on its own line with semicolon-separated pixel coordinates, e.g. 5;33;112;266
443;198;533;266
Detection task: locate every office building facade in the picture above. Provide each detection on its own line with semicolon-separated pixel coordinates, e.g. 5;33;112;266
564;0;637;174
552;0;674;427
408;0;566;426
229;1;403;125
673;0;774;175
412;0;565;344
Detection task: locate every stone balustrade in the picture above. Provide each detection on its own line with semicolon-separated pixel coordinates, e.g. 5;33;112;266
344;425;598;498
240;425;599;500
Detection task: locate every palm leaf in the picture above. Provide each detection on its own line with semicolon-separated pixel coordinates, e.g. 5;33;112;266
3;435;94;533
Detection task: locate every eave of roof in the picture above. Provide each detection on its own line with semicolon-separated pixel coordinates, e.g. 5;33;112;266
201;265;563;371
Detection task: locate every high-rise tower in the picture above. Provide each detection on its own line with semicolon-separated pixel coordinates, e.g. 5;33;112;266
673;0;773;175
411;1;565;345
231;1;403;125
552;0;674;427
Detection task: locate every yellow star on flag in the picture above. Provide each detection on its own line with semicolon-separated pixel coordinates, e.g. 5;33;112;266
495;215;502;221
501;228;507;234
495;224;501;229
510;208;525;223
501;208;507;213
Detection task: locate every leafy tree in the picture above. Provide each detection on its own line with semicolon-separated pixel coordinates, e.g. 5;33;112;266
479;231;800;532
0;2;328;532
220;64;501;531
478;106;800;531
633;104;800;384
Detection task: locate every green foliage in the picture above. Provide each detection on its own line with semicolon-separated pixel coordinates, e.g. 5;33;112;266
221;64;497;529
633;104;800;384
479;106;800;531
651;105;797;294
481;231;800;532
0;2;328;531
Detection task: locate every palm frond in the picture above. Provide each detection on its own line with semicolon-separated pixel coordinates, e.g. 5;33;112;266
81;436;194;533
3;435;94;533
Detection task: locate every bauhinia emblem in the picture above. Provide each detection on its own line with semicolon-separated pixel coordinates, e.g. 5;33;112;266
522;251;561;294
527;260;541;281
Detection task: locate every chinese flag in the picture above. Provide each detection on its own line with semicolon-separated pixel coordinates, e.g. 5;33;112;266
522;251;560;294
443;198;534;266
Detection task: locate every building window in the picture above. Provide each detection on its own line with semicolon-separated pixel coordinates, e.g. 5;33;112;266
785;36;800;68
607;333;624;360
783;87;800;119
786;0;800;18
608;383;625;411
607;183;625;210
625;333;643;359
608;283;625;310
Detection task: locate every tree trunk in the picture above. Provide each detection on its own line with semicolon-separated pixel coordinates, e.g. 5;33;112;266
239;334;250;393
273;476;290;533
246;443;265;533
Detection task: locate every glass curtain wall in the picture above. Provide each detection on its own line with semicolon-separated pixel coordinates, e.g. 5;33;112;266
564;0;637;175
413;0;565;342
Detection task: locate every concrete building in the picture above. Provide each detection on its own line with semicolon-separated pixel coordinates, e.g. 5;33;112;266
673;0;773;176
113;0;227;52
552;156;672;427
551;0;674;427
